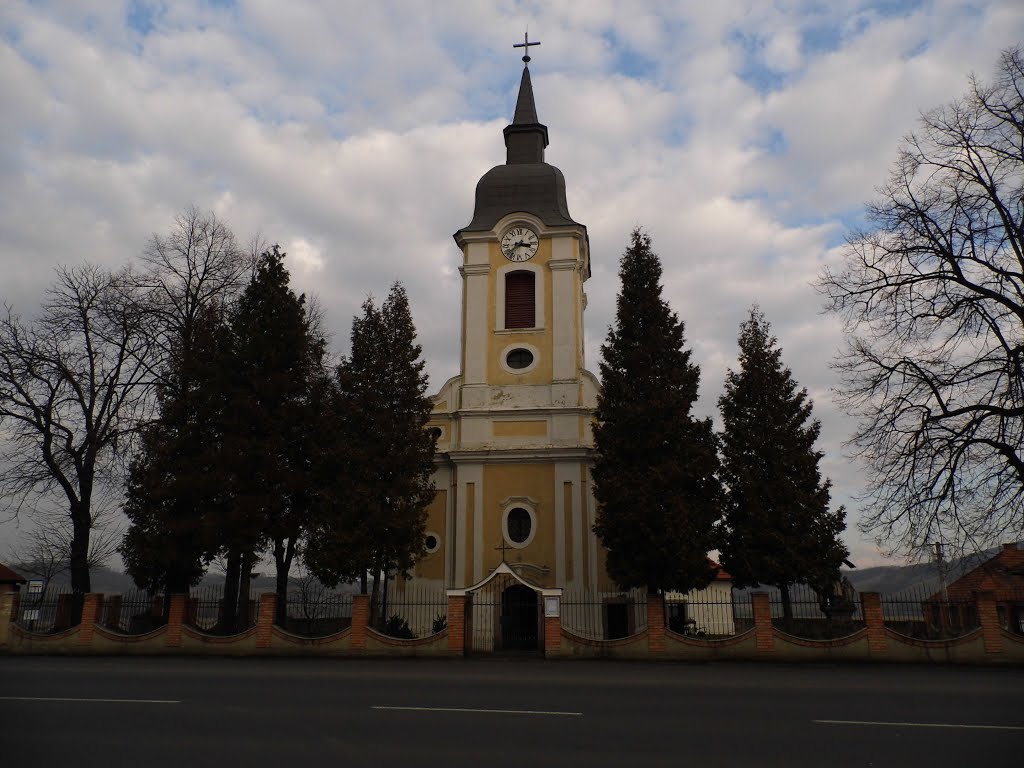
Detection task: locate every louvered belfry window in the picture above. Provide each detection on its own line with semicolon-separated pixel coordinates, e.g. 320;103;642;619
505;271;536;329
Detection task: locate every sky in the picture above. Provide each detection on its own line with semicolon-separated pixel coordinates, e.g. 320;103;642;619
1;0;1023;570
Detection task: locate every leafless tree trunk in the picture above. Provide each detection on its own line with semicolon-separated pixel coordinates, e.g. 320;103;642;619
820;47;1024;556
0;265;152;618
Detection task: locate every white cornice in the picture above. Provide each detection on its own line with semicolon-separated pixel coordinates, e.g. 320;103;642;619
444;447;596;464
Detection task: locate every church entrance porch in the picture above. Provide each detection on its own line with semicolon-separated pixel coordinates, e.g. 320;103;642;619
460;564;545;655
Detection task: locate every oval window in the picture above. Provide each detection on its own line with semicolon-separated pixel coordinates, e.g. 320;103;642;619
424;533;440;553
506;508;532;544
506;348;534;370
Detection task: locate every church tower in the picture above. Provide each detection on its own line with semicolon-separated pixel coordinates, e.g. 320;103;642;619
414;49;605;593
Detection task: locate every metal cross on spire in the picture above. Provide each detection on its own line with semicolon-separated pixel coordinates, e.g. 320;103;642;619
513;30;540;64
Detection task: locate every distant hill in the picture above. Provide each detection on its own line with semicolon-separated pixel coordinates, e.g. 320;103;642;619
844;548;996;596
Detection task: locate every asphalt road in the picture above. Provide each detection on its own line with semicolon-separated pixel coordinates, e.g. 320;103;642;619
0;657;1020;767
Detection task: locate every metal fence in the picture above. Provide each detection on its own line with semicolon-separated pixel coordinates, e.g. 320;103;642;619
186;586;259;635
13;587;76;633
101;590;166;634
881;585;981;640
377;584;448;638
767;583;865;640
665;588;739;639
561;588;649;640
280;591;353;637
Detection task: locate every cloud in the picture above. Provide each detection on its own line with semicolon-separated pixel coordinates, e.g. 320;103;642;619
2;0;1023;568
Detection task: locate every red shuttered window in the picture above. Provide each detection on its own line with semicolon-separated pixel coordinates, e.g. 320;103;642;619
505;271;536;329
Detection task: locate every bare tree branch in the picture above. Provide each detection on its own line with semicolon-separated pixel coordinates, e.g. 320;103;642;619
820;47;1024;557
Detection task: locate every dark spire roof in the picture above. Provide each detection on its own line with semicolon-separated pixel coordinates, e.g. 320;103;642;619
458;63;580;234
503;65;549;165
512;65;540;124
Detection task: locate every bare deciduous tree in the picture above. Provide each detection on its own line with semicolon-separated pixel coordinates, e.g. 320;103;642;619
134;204;250;390
0;265;152;608
820;48;1024;556
6;502;123;584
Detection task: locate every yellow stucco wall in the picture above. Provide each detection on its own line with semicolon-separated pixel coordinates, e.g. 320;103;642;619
481;463;555;579
416;489;446;581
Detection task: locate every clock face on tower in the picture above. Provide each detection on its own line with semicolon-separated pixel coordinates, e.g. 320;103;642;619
501;226;539;262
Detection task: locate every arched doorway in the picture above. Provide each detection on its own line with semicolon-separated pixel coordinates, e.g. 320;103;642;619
501;584;538;651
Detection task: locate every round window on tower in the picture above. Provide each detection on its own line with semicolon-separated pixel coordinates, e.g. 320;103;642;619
424;532;440;554
506;348;534;370
506;508;532;545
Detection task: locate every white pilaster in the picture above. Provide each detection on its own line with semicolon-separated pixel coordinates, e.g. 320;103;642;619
461;246;490;385
550;237;577;382
554;462;575;585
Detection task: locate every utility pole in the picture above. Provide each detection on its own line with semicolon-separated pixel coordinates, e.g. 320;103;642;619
932;542;949;603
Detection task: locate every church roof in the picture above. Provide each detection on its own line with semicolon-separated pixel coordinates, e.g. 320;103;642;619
459;64;582;233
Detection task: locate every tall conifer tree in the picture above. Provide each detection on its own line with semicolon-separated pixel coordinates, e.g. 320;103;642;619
305;283;435;624
593;229;722;594
717;308;848;629
120;304;229;604
219;245;326;628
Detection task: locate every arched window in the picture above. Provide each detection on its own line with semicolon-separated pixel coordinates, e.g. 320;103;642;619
505;270;536;329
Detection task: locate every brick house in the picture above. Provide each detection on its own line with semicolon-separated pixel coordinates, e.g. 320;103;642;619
925;543;1024;635
0;563;26;593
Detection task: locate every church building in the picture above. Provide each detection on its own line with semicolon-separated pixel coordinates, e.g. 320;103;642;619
410;49;612;598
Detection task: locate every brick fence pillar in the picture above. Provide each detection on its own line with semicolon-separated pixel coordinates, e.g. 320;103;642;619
446;593;466;655
0;591;14;648
256;593;276;649
975;590;1003;654
543;593;562;658
77;593;103;646
351;594;369;650
861;591;887;655
165;594;187;648
647;593;666;652
752;591;774;652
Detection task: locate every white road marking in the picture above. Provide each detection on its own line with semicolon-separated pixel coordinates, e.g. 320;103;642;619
0;696;180;704
373;706;582;716
814;719;1024;731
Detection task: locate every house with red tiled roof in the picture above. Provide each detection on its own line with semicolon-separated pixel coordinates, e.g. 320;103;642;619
0;563;26;593
663;558;734;637
925;543;1024;635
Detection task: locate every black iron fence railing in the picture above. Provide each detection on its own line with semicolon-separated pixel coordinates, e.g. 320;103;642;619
665;588;740;639
765;583;865;640
101;590;166;634
280;591;353;637
186;586;259;635
881;584;982;640
561;588;649;640
376;586;448;638
13;587;76;633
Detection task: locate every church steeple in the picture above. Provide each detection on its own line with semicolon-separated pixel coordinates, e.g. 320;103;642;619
504;65;550;164
457;36;581;234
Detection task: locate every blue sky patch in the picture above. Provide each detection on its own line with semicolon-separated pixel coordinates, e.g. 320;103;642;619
126;1;163;36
